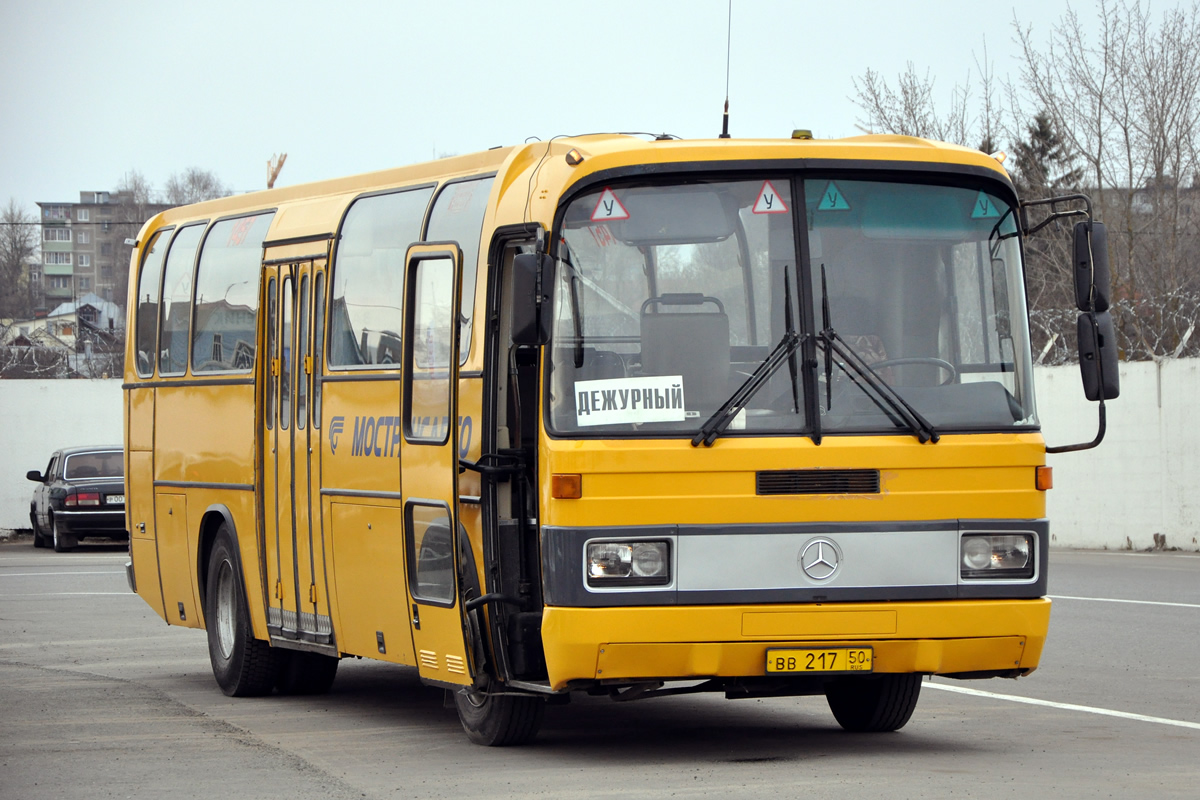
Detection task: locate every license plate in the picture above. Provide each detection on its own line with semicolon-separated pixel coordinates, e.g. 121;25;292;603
106;494;125;505
765;647;873;674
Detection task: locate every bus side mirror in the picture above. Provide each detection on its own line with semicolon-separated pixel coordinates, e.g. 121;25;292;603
1078;311;1120;401
511;252;553;346
1073;221;1111;312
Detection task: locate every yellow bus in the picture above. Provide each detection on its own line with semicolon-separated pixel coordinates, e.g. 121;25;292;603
123;132;1117;745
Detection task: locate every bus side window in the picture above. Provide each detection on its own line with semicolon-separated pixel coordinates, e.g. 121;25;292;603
296;273;309;429
281;276;292;429
191;213;275;372
329;187;433;369
158;224;206;376
266;277;276;430
424;176;495;363
134;229;172;378
312;272;325;427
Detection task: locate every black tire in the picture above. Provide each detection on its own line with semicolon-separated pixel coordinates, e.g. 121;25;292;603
51;517;75;553
205;526;280;696
31;510;46;549
825;674;922;732
275;650;340;695
453;681;545;746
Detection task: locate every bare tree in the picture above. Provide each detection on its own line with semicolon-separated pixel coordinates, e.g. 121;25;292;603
115;169;155;205
164;167;233;205
110;169;160;309
1016;0;1200;360
852;62;973;145
0;198;37;320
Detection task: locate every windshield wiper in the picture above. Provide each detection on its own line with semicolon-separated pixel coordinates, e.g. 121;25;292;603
818;332;940;443
691;329;805;447
818;265;939;444
692;267;804;448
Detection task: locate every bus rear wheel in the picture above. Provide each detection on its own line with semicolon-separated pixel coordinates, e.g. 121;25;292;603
453;681;545;746
825;674;922;732
276;650;339;695
205;527;280;696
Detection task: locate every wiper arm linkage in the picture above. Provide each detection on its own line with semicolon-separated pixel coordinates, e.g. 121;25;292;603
821;329;940;444
692;330;804;447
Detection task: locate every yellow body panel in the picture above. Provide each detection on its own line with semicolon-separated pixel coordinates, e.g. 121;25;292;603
541;433;1046;527
542;599;1050;690
153;384;256;486
327;503;415;663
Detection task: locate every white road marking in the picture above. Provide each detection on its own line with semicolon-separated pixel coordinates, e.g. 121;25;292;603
0;571;125;577
1048;594;1200;609
0;592;131;597
927;682;1200;730
1057;551;1200;559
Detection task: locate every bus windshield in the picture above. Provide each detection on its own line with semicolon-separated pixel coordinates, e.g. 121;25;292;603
548;176;1037;437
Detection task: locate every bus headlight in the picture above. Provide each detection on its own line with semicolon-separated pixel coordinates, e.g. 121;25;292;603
587;541;670;586
960;534;1034;579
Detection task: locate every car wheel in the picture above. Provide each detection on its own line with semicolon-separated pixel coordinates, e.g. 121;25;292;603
51;517;76;553
30;510;46;548
205;526;281;696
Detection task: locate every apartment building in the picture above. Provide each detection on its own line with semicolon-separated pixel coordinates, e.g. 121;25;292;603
35;191;172;314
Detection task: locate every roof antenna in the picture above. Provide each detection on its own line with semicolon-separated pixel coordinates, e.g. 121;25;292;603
719;0;732;139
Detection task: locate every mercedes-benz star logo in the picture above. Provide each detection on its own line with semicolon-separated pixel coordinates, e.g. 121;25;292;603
799;537;842;581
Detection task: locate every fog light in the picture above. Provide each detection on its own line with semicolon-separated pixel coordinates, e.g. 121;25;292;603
587;540;670;586
961;533;1034;579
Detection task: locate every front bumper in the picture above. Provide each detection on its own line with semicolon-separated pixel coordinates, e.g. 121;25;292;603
540;598;1051;691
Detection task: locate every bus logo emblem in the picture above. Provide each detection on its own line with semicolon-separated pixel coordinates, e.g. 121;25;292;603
799;537;841;581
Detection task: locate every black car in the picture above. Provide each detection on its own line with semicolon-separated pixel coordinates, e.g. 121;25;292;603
27;446;127;552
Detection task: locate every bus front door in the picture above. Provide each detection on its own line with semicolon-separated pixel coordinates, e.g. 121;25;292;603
263;259;335;650
399;244;474;686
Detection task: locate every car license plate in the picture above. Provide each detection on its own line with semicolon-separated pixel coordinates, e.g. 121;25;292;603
765;647;873;674
106;494;125;504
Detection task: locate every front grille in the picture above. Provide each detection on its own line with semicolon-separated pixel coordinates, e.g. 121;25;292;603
756;469;881;495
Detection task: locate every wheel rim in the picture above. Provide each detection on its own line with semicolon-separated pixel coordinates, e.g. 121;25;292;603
214;560;236;659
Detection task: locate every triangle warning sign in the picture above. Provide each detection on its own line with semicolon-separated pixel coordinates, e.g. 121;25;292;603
591;188;630;222
816;182;850;211
971;191;1002;219
753;181;789;214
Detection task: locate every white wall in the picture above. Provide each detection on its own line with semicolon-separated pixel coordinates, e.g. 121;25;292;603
1039;359;1200;551
1;379;123;530
0;366;1194;550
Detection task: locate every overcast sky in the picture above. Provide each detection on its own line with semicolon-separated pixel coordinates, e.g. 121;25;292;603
2;0;1123;214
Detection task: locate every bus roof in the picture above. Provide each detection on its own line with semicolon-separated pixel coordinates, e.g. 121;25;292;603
135;133;1012;244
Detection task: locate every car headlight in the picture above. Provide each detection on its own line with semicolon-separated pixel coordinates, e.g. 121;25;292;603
587;541;670;586
960;534;1034;579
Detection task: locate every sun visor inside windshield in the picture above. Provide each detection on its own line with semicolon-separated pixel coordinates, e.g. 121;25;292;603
566;187;738;246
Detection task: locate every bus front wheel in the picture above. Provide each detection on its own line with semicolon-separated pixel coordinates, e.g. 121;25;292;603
825;674;922;732
205;527;280;697
453;681;545;746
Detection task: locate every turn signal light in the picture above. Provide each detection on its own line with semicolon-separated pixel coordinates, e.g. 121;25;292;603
551;473;582;499
1036;466;1053;491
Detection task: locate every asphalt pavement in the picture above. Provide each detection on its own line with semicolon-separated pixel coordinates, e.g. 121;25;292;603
1;540;1197;799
